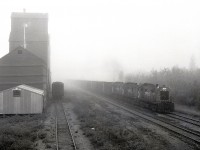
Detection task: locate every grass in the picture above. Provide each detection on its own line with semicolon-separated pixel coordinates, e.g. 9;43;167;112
71;95;148;150
68;91;177;150
0;114;46;150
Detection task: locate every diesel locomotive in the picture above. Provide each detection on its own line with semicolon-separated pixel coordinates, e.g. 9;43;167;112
138;83;174;112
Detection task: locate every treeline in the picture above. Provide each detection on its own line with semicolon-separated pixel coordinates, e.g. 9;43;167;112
124;67;200;109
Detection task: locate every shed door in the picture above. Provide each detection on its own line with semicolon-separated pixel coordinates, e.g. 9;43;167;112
14;97;21;114
31;93;42;113
0;93;3;114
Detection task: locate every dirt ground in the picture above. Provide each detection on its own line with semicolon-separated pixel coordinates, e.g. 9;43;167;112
63;102;94;150
64;89;197;150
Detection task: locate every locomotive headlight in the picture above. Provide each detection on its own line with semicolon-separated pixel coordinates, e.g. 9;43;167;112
162;88;167;91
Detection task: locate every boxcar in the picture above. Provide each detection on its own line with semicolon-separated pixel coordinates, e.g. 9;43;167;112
124;82;138;98
112;82;124;95
103;82;113;95
52;82;64;99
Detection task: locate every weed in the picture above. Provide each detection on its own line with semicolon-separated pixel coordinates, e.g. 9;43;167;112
38;132;47;140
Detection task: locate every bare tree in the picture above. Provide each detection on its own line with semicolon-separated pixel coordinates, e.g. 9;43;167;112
189;55;197;71
124;66;200;109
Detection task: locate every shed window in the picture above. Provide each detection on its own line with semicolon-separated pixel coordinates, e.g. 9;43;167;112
13;90;21;97
18;50;22;54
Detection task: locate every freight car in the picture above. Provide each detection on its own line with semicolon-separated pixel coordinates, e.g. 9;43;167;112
52;82;64;99
103;82;113;95
112;82;124;95
123;82;138;98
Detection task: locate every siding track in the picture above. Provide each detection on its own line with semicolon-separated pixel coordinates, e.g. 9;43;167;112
167;113;200;127
55;102;77;150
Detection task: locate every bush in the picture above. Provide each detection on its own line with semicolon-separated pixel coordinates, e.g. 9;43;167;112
38;132;47;139
0;129;33;150
10;139;33;150
0;115;44;150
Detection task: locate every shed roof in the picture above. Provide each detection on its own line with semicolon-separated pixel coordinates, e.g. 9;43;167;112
1;84;44;95
18;84;44;95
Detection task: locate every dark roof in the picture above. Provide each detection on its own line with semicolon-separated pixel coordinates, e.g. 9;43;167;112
140;83;155;89
143;83;155;86
0;46;46;66
124;82;138;88
125;82;137;85
11;12;48;19
113;82;124;85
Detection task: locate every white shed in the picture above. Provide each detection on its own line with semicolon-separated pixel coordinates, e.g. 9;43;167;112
0;84;45;114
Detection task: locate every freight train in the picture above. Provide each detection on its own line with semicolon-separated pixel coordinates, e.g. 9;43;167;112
76;80;174;113
52;82;64;99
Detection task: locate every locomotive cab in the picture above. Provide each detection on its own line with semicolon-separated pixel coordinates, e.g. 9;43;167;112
157;86;174;112
159;87;169;101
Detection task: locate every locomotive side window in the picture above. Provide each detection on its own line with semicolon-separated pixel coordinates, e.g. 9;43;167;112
160;91;169;100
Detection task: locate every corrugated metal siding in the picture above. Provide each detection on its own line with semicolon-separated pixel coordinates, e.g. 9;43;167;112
0;88;43;114
21;90;31;114
0;93;3;114
14;97;20;114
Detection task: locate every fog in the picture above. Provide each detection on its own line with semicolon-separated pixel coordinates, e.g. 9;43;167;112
0;0;200;81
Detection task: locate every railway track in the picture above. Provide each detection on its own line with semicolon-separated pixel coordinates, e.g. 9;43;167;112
83;90;200;146
155;114;200;136
107;94;200;134
168;113;200;126
55;102;77;150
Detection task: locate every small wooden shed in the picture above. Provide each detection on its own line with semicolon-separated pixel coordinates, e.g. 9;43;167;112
0;84;45;114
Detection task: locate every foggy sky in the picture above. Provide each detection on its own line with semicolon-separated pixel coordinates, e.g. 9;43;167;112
0;0;200;81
